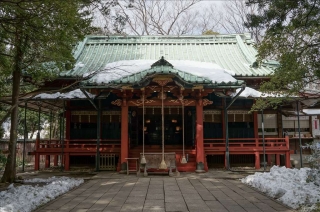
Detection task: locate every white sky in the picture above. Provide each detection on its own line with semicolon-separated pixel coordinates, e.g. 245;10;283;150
92;0;236;35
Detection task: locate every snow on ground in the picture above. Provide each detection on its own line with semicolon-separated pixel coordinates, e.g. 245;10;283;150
0;177;83;212
241;166;320;209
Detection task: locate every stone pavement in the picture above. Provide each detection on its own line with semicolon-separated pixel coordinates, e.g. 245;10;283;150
35;171;294;212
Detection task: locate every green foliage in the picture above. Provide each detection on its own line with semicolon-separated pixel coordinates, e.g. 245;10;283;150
17;109;47;139
246;0;320;109
0;0;104;183
0;150;6;171
0;125;3;139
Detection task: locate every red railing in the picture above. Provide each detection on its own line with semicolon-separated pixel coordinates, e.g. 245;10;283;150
35;139;121;153
204;137;289;153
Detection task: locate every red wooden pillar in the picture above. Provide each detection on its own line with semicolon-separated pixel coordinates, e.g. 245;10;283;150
196;98;205;173
120;99;129;173
275;154;280;165
34;134;40;170
54;141;58;166
35;153;40;170
64;153;70;170
267;154;272;165
285;152;291;168
45;155;50;168
255;152;260;169
54;155;58;166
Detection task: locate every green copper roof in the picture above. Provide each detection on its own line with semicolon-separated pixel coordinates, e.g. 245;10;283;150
62;34;276;80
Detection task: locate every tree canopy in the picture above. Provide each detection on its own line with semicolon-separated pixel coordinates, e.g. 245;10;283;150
246;0;320;100
0;0;102;182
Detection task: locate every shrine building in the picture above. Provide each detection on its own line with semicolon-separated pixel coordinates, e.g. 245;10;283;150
24;33;309;173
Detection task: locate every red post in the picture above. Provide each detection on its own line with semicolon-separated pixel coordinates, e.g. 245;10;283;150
285;152;291;168
35;153;40;170
255;138;259;148
285;135;289;149
196;98;205;172
64;153;70;171
54;141;58;166
267;154;272;165
35;136;40;150
255;152;260;169
120;99;129;173
276;154;280;165
54;155;58;166
45;155;50;168
34;133;40;170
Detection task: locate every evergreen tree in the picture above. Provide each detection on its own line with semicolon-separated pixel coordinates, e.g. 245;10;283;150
245;0;320;108
0;0;100;183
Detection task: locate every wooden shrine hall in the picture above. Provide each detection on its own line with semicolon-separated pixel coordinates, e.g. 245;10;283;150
21;34;295;172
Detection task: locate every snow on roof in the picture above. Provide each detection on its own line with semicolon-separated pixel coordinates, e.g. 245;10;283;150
33;89;95;99
171;60;236;82
232;87;282;98
302;109;320;115
0;177;83;212
87;60;238;85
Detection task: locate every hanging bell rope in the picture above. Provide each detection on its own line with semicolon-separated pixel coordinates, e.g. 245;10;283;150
141;93;146;164
181;99;187;164
159;86;167;169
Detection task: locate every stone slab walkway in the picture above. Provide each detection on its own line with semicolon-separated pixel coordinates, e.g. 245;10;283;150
35;171;294;212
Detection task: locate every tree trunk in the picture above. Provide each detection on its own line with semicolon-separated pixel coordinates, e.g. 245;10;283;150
1;31;23;183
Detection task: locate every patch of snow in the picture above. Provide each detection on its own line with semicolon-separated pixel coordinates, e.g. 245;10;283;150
87;60;238;85
302;109;320;115
34;89;95;99
0;177;83;212
231;87;282;98
232;87;261;98
75;62;85;68
1;120;10;139
171;60;236;83
241;166;320;209
87;60;154;84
